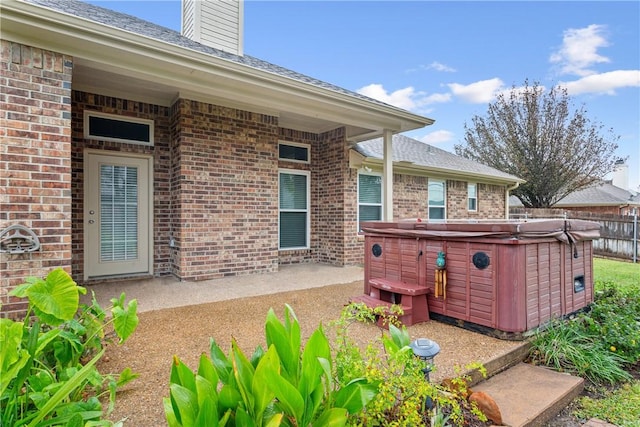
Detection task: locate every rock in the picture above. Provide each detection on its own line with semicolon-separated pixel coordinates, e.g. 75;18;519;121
468;391;503;425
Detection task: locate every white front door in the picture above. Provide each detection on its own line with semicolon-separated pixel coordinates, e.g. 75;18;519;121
84;151;153;279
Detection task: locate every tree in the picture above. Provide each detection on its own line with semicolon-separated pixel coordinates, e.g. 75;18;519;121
454;80;621;208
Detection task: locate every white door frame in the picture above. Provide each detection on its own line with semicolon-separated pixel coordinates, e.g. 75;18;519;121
84;149;154;280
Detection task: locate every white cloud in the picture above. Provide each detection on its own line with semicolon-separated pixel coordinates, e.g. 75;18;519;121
549;24;610;77
406;61;456;74
356;83;451;111
427;62;456;73
447;78;505;103
418;130;455;145
559;70;640;95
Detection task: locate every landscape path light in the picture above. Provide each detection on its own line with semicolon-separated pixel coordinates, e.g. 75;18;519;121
410;338;440;382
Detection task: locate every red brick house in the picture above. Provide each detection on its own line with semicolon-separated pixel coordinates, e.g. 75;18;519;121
0;0;522;317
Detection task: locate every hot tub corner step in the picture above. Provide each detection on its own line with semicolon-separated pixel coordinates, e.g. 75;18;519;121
472;362;584;427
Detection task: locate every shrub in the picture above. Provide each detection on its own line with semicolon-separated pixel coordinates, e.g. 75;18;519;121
0;268;139;426
165;304;378;427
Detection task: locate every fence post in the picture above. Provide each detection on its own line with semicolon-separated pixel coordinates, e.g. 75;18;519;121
634;208;638;263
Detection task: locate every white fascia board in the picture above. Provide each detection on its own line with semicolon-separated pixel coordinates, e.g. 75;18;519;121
360;157;525;186
1;0;433;133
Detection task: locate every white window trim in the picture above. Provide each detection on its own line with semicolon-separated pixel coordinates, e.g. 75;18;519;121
84;110;154;146
468;183;478;212
278;168;310;250
278;141;311;164
428;179;446;221
357;170;383;233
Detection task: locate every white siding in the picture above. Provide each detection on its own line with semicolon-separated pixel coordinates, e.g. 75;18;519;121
181;0;243;56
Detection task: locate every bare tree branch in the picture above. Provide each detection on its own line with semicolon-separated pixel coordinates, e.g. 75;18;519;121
455;80;621;208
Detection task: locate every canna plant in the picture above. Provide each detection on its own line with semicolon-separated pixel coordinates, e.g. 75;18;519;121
0;268;139;426
165;304;378;426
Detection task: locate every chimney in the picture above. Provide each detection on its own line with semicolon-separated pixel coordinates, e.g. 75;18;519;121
612;159;629;190
181;0;243;56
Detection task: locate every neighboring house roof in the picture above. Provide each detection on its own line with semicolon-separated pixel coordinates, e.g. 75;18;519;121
2;0;433;139
355;134;524;185
510;181;640;207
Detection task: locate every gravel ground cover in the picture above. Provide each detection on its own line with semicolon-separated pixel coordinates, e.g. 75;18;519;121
99;280;523;425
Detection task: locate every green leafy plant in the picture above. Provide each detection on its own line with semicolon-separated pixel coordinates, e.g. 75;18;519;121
165;304;378;426
331;303;488;427
0;268;139;426
574;381;640;427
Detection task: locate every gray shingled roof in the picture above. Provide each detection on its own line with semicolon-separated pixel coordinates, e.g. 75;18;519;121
510;181;640;207
25;0;402;112
356;134;523;182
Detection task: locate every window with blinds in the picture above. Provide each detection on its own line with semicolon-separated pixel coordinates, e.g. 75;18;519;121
100;165;139;262
428;179;446;220
279;170;309;249
468;183;478;211
358;173;382;231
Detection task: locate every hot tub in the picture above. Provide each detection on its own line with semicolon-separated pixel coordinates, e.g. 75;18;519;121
358;219;601;339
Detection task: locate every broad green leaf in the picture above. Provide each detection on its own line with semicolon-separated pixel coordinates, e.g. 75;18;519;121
231;340;256;416
389;323;409;348
300;326;330;399
164;397;181;427
265;309;298;383
195;375;216;410
169;383;198;427
197;353;219;388
333;378;379;414
252;346;278;422
0;348;29;396
36;328;62;355
171;355;197;392
0;318;23;370
262;348;304;422
311;408;348;427
26;268;79;326
235;407;256;427
111;298;138;343
24;348;105;427
9;278;38;298
264;413;283;427
250;345;265;368
194;396;218;427
218;384;242;411
210;338;232;384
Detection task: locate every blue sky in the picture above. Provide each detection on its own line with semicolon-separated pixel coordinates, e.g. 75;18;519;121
85;1;640;191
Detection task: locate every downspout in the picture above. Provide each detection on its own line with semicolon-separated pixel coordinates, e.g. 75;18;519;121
506;181;520;219
383;129;394;221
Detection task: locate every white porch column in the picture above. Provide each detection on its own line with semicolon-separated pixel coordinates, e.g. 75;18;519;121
383;129;394;221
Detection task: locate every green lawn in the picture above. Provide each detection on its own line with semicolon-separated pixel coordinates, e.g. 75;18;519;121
593;257;640;291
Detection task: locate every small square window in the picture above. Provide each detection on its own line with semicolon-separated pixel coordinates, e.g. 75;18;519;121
279;142;310;163
84;111;153;145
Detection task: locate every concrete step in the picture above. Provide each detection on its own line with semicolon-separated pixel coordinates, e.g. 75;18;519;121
472;362;584;427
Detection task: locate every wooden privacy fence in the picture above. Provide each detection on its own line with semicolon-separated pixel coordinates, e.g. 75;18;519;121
510;208;639;263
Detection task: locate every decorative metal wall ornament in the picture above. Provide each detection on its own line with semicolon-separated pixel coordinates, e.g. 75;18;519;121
472;252;490;270
0;224;41;254
371;243;382;257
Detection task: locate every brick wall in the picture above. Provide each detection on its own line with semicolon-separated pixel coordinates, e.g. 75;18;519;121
170;99;280;280
314;128;349;265
71;92;171;282
1;41;73;318
342;172;509;265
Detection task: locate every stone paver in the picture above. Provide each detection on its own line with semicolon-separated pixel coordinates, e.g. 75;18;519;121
582;418;618;427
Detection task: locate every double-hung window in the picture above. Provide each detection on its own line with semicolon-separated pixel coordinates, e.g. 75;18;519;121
279;170;309;249
428;179;446;220
468;183;477;211
358;172;382;231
